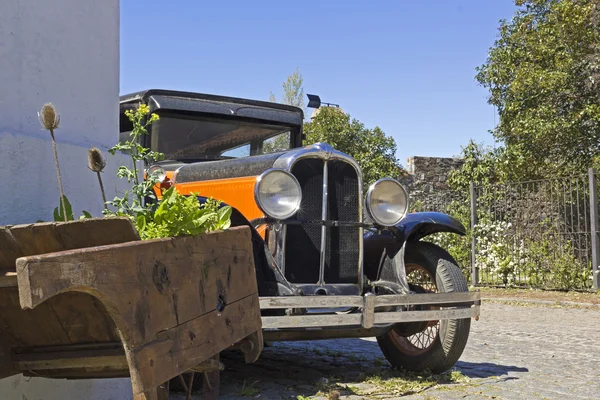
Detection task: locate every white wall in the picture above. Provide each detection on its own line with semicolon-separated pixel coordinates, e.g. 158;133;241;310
0;0;133;398
0;0;125;224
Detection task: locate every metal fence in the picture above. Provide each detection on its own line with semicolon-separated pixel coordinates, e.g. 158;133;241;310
412;169;600;291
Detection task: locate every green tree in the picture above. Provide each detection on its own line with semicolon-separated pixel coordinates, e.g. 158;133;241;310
303;107;403;188
269;68;306;114
476;0;600;180
447;140;505;193
265;68;307;154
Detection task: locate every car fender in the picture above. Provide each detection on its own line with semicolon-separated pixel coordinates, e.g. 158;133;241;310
363;212;466;293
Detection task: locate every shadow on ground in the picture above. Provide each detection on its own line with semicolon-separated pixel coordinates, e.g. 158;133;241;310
454;360;529;379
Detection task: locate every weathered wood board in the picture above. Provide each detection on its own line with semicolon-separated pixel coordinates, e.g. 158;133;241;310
0;218;263;397
0;218;138;380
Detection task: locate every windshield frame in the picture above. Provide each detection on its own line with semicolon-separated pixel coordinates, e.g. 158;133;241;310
140;109;303;162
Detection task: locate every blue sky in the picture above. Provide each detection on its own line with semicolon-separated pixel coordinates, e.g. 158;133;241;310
120;0;517;166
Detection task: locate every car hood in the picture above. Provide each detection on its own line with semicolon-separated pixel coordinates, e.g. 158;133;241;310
173;143;359;183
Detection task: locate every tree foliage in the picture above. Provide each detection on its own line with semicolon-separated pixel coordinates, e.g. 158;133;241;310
476;0;600;180
303;107;403;188
269;68;306;114
447;140;505;192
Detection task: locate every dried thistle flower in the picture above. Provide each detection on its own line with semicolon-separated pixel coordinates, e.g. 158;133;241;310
38;103;60;131
88;147;108;210
88;147;106;172
39;102;67;221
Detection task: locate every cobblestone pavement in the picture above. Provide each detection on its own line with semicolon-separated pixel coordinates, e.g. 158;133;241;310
175;302;600;399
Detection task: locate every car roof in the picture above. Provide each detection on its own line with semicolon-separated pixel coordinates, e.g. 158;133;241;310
120;88;304;115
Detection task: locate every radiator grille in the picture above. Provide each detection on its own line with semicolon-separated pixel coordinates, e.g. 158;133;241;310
284;158;360;285
285;158;322;283
325;161;360;283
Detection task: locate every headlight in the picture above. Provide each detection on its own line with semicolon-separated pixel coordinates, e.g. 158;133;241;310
255;169;302;220
147;165;166;183
366;178;409;226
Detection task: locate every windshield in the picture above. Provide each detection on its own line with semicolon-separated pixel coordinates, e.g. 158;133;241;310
150;114;294;160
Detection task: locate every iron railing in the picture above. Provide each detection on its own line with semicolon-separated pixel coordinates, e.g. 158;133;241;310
410;169;600;291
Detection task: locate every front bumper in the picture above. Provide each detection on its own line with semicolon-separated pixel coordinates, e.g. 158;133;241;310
260;291;481;330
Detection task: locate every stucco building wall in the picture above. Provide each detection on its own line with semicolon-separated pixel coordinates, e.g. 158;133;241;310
0;0;133;398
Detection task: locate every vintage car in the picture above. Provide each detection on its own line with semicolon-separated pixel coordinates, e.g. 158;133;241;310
119;89;480;373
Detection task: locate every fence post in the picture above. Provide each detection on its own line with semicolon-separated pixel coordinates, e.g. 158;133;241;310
470;181;478;286
588;168;599;291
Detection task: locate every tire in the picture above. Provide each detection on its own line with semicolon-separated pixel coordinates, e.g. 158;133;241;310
376;241;471;373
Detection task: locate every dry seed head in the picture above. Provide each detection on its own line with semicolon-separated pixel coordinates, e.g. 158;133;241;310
88;147;106;172
38;103;60;131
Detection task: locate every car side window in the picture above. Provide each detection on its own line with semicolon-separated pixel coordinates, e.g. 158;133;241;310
262;131;291;153
221;143;251;158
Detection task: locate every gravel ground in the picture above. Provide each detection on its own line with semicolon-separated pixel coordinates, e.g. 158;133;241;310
173;301;600;400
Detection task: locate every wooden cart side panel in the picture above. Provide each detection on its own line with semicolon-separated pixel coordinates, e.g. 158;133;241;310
17;226;257;345
128;292;260;393
14;226;261;394
0;218;139;271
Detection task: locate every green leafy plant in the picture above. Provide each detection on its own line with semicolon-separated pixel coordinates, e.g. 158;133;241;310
51;195;92;222
139;187;232;240
105;104;232;239
106;104;164;220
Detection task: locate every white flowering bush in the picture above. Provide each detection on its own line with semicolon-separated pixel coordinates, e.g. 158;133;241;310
474;218;592;289
474;220;525;286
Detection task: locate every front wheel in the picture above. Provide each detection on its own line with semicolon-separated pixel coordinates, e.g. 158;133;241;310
376;241;471;373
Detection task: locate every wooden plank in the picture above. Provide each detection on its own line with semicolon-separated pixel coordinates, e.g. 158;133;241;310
0;218;138;271
0;288;71;347
12;343;127;370
47;292;120;343
129;293;260;395
17;226;257;347
16;354;129;371
0;270;17;288
23;368;130;380
0;228;21;271
12;342;123;354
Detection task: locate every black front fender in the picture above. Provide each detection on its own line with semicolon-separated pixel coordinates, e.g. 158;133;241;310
363;212;466;283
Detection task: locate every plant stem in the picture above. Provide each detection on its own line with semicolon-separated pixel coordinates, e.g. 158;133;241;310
50;130;67;221
96;171;107;209
131;148;143;207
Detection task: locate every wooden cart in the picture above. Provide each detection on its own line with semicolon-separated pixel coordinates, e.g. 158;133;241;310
0;218;263;399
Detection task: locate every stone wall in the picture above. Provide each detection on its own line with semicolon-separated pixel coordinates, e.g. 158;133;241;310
402;156;464;212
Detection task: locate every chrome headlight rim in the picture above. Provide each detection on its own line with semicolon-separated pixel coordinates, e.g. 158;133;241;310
146;164;167;183
254;168;302;220
365;178;409;227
